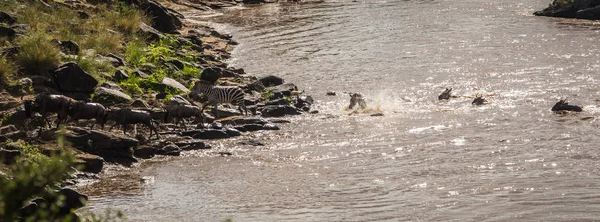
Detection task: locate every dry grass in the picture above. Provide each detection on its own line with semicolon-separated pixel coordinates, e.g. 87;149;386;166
14;32;61;76
0;56;17;87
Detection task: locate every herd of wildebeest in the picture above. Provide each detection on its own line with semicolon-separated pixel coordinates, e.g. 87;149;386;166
18;86;584;141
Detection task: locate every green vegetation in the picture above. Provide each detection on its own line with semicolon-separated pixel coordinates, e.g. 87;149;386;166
0;56;17;87
0;143;76;221
14;32;62;76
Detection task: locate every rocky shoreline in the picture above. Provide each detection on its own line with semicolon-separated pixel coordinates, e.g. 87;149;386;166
534;0;600;19
0;0;314;219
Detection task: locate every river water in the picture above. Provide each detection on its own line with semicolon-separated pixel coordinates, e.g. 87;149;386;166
84;0;600;221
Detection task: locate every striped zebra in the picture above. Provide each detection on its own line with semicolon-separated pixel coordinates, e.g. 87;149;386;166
190;80;248;119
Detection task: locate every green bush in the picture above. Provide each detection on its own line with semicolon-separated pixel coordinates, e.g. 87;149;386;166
0;150;76;221
14;32;61;76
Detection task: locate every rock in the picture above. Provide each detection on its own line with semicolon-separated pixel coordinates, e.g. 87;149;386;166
77;11;90;19
275;83;298;94
0;130;27;142
0;148;20;164
131;99;150;108
0;26;16;39
57;188;88;213
258;75;285;87
192;130;231;139
326;91;337;96
100;81;122;91
234;123;279;132
113;70;129;81
133;146;156;159
156;92;168;100
52;62;98;93
141;0;181;34
138;22;164;42
93;87;132;105
58;40;80;55
295;95;314;111
174;139;210;150
218;116;268;126
310;110;319;114
270;119;291;123
200;67;222;84
106;53;125;67
266;98;290;105
371;113;384;117
225;128;242;137
237;140;265;146
157;142;181;156
131;69;150;78
260;105;302;117
75;153;104;173
161;77;190;93
0;125;17;134
0;11;16;24
167;59;185;70
1;46;19;58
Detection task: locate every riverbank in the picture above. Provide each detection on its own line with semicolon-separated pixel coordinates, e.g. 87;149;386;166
534;0;600;19
0;0;314;219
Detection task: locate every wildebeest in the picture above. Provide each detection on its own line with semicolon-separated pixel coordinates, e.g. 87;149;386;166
472;94;487;106
552;99;582;112
438;88;452;100
67;101;108;129
165;104;203;130
23;93;72;128
107;108;160;139
348;93;367;109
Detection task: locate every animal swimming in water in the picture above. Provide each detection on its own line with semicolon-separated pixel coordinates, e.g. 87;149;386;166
472;94;487;106
348;93;367;109
551;98;582;112
438;88;452;100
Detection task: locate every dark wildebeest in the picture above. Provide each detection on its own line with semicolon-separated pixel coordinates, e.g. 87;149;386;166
438;88;452;100
23;93;72;128
552;99;582;112
348;93;367;109
107;108;160;139
165;104;203;130
472;94;487;106
67;101;108;129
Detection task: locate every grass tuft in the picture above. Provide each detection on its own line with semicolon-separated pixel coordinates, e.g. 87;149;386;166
0;56;17;87
14;32;61;76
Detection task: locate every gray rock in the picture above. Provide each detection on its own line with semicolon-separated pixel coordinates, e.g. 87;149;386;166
100;81;123;91
131;69;150;78
161;77;190;93
138;22;164;42
237;140;265;146
141;0;181;34
75;153;104;173
131;99;150;108
175;139;210;150
113;70;129;81
261;105;302;117
93;87;132;105
258;75;285;87
200;67;222;84
133;146;156;159
0;11;16;24
0;26;16;39
157;142;181;156
107;53;125;67
52;62;98;93
218;116;268;126
58;40;80;55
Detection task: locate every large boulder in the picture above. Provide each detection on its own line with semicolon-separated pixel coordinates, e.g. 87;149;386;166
576;5;600;19
0;26;16;39
141;0;181;34
93;87;132;105
0;11;16;24
258;75;284;87
161;77;190;93
138;22;164;42
200;67;222;84
75;153;104;173
52;62;98;93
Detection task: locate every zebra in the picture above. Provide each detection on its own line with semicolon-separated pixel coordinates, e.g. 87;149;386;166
190;80;248;119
